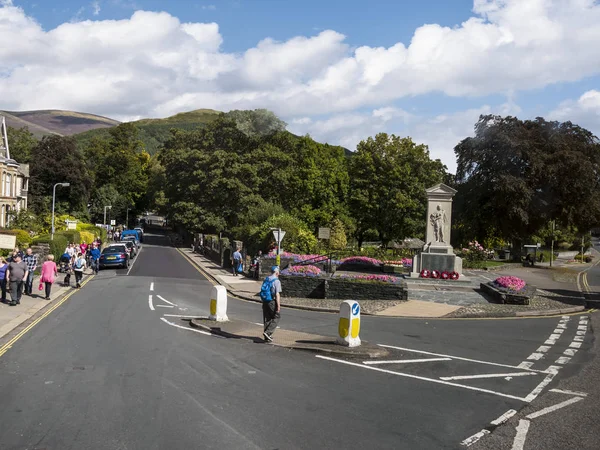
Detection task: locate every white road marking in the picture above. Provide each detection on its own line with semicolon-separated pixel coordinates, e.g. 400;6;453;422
526;397;583;419
544;338;557;345
150;282;154;291
576;330;586;336
524;371;557;402
536;346;551;353
569;342;582;348
440;372;537;381
511;419;530;450
156;295;177;306
363;358;451;365
378;344;548;373
552;329;564;334
556;323;567;329
460;429;490;447
491;409;517;426
148;295;154;311
163;314;201;318
156;304;174;308
578;325;588;330
555;357;571;364
563;348;577;356
573;335;585;342
126;247;141;275
550;389;587;397
517;362;534;370
316;355;527;401
160;317;212;336
527;353;545;361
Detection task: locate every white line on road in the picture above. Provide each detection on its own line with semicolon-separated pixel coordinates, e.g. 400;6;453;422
316;355;527;401
126;247;142;275
511;419;530;450
536;345;551;353
517;361;534;370
160;317;212;336
549;389;587;397
526;397;583;419
363;358;451;365
524;371;557;402
441;372;537;381
563;348;577;356
156;304;174;308
576;330;586;335
163;314;201;318
378;344;548;373
578;325;588;330
527;353;545;361
555;357;571;364
150;282;154;291
569;342;582;348
157;295;177;306
148;295;154;311
460;429;490;447
490;409;517;426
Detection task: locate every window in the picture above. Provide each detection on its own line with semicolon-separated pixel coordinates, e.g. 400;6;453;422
6;173;11;197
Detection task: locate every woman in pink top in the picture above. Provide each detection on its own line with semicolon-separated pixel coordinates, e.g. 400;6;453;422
40;254;58;300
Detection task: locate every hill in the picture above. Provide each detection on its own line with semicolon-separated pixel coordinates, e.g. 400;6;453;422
0;110;120;137
74;109;222;155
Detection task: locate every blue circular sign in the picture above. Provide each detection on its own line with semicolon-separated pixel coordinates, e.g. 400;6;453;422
351;303;360;315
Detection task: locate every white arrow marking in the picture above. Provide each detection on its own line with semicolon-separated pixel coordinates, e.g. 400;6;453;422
441;372;537;381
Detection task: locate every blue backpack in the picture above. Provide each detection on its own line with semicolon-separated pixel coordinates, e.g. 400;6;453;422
260;277;275;302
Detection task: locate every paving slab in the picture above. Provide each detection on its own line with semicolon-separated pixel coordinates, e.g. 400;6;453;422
375;300;461;317
190;317;388;358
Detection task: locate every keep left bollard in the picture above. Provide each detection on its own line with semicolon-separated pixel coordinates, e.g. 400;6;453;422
337;300;361;347
209;285;228;322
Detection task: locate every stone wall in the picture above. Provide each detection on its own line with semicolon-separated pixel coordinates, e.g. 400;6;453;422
280;275;408;301
480;282;536;305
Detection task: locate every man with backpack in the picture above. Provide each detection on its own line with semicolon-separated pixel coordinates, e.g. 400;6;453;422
259;265;282;342
73;253;86;288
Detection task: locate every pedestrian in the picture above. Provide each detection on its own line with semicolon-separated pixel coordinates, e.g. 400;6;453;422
73;252;86;288
89;244;101;274
6;254;28;306
260;265;282;342
0;257;8;303
40;254;58;300
22;247;38;296
232;247;243;276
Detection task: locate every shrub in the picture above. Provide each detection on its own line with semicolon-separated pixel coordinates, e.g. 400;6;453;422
494;276;526;291
461;241;494;262
2;229;32;248
58;231;81;245
32;234;68;261
340;256;382;266
281;265;322;276
336;273;402;284
79;231;95;244
329;218;347;250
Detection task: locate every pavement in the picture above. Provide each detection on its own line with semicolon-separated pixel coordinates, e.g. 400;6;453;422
0;232;596;449
178;248;589;319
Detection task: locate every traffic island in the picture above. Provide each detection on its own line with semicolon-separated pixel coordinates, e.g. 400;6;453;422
189;318;388;358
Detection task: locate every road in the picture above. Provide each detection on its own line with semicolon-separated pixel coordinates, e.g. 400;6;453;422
0;233;595;449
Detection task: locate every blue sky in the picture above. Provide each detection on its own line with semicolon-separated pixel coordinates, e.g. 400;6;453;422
3;0;600;171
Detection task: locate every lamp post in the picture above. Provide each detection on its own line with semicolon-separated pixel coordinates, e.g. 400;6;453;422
51;182;70;241
103;205;112;226
126;207;131;229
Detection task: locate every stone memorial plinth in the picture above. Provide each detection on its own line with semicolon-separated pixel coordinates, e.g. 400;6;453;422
410;183;463;278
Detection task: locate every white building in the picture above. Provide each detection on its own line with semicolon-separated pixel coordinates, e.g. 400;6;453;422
0;115;29;227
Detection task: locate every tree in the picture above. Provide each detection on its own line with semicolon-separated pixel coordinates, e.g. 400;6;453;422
349;133;446;247
225;109;287;137
6;126;37;163
454;115;600;246
328;218;347;250
29;135;91;216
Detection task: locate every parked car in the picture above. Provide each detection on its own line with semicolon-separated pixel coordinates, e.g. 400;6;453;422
99;245;130;269
122;234;141;249
119;240;137;257
134;227;144;242
122;230;141;247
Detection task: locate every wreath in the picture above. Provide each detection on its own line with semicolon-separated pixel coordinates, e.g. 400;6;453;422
420;269;430;278
431;270;440;279
440;271;450;280
450;271;460;280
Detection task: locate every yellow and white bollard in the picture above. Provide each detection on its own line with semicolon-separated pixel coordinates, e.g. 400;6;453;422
337;300;361;347
209;285;228;322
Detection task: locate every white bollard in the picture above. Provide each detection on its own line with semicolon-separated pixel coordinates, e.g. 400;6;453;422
209;285;228;322
337;300;361;347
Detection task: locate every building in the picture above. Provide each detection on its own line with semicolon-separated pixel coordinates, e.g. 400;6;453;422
0;115;29;227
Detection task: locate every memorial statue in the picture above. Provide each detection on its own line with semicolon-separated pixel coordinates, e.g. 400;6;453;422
430;205;447;243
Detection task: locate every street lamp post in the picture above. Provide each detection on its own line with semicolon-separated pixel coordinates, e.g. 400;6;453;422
51;182;70;241
103;205;112;226
126;207;131;229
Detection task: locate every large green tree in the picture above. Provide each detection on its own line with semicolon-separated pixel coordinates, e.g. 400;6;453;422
454;115;600;245
348;133;446;247
6;126;37;163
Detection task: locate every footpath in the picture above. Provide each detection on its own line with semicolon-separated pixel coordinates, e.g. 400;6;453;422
177;248;590;319
0;268;94;343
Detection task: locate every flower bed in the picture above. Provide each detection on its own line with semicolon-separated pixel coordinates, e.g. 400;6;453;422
480;278;536;305
335;273;403;284
383;257;413;267
340;256;382;266
494;276;526;292
281;265;322;276
420;269;460;280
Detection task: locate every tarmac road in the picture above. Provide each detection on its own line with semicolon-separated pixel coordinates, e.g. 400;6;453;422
0;234;595;449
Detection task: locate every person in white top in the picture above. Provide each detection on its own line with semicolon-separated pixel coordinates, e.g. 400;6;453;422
72;252;87;288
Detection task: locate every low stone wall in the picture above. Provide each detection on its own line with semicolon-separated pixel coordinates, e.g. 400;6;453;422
280;275;408;301
480;282;537;305
337;263;383;274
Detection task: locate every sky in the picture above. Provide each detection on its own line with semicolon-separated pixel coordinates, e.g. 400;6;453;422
1;0;600;172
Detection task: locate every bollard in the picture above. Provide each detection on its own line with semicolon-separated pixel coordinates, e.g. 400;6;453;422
337;300;361;347
209;285;228;322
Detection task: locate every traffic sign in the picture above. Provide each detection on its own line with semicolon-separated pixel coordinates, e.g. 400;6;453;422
272;230;286;243
110;220;116;225
318;227;331;239
352;303;360;315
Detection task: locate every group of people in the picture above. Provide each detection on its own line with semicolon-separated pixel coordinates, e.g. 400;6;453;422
59;241;102;288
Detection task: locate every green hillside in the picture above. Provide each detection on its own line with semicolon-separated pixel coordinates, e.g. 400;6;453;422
74;109;222;155
1;109;119;137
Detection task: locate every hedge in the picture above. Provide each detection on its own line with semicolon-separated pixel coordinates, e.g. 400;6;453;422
32;234;68;261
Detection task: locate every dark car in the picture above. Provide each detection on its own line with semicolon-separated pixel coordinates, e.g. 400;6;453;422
99;245;129;269
119;240;137;257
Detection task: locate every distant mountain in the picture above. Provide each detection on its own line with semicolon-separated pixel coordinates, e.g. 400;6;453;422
0;110;120;137
74;109;222;155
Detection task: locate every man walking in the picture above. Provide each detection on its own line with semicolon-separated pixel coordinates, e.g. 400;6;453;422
260;266;282;342
6;254;28;306
22;247;38;296
89;244;101;274
73;253;87;288
232;247;243;276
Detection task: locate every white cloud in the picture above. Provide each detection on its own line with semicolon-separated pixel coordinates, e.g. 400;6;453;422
92;1;101;16
1;0;600;169
548;90;600;135
202;4;216;10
